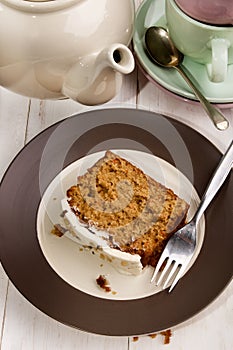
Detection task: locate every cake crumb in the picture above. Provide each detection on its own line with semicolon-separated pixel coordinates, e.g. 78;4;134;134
160;330;172;344
60;209;68;218
100;253;106;260
148;333;157;339
51;224;67;237
131;329;172;344
96;275;111;292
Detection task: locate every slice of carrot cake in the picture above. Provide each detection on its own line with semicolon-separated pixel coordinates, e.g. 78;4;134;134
59;151;189;275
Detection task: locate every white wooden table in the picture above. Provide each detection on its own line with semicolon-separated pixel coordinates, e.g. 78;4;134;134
0;1;233;348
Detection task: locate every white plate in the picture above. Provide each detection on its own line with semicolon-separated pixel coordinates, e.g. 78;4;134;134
37;149;205;300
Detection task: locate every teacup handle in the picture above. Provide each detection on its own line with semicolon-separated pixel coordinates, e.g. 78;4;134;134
206;38;230;83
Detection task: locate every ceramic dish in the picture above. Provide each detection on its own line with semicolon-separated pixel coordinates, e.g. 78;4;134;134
37;149;204;301
0;108;232;336
133;0;233;106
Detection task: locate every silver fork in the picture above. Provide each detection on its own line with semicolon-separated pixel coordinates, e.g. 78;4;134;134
151;140;233;292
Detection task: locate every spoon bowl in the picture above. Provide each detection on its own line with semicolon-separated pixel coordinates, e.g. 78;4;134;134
144;26;229;131
145;26;182;68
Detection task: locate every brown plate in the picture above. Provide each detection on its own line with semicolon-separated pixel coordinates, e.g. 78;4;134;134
0;108;232;336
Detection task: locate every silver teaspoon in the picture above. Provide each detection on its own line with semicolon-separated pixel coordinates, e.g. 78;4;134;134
144;26;229;131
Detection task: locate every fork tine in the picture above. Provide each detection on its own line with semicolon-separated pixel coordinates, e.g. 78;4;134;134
162;261;179;290
150;251;169;283
168;266;184;292
156;258;173;286
168;259;191;292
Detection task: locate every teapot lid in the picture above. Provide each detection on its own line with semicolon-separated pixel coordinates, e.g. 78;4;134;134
2;0;80;12
23;0;55;2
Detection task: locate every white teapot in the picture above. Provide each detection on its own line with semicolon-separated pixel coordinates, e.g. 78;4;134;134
0;0;135;105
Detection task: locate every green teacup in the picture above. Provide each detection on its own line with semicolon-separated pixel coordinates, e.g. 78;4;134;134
166;0;233;83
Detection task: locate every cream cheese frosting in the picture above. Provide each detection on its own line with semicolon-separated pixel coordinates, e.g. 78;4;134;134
60;199;143;275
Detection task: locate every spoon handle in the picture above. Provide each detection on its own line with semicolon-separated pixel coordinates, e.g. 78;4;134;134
175;66;229;131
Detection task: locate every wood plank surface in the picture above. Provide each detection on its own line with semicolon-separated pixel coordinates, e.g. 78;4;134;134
0;0;232;349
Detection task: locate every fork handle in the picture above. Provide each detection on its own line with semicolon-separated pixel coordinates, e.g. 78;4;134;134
194;140;233;224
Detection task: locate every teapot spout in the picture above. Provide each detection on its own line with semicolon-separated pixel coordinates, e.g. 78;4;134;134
62;44;135;105
99;43;135;75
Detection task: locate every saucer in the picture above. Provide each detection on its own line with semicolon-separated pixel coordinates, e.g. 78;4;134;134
133;0;233;105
